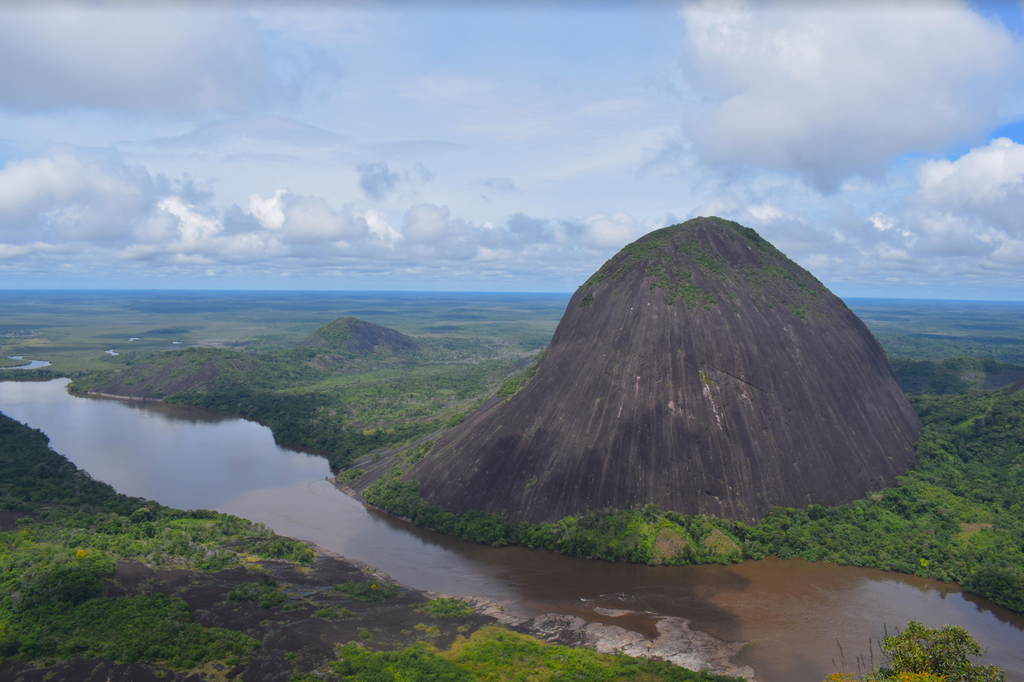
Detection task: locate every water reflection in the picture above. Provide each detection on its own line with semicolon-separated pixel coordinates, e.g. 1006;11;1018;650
0;379;330;510
1;378;1022;682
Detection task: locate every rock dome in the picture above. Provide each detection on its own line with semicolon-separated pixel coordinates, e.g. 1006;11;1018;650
410;217;920;523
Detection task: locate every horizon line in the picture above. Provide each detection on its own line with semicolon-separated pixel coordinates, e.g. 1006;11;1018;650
1;288;1023;304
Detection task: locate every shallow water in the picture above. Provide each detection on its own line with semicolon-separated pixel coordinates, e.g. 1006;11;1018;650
1;378;1021;682
0;356;51;370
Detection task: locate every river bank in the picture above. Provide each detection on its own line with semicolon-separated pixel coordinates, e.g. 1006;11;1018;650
0;535;494;682
332;480;758;677
0;509;751;682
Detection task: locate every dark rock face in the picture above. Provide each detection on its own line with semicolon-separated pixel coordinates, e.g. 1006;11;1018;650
88;351;256;400
301;317;419;355
410;217;921;524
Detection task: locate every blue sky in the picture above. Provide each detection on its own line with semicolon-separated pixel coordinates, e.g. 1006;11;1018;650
2;0;1024;299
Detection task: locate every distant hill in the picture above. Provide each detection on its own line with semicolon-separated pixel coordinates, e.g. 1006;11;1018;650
409;217;921;524
83;347;257;401
300;317;419;355
81;317;418;402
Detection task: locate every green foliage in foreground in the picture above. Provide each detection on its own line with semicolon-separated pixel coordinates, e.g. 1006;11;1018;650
335;580;400;601
868;620;1004;682
322;627;732;682
826;620;1006;682
367;388;1024;613
414;597;474;619
0;412;311;667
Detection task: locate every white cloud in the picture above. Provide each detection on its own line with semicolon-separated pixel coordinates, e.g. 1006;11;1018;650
280;195;368;245
878;138;1024;266
0;148;152;242
748;203;784;222
870;214;896;232
917;138;1024;210
0;5;338;115
249;189;288;230
403;204;452;245
364;209;402;248
159;197;223;248
680;0;1017;190
579;212;641;250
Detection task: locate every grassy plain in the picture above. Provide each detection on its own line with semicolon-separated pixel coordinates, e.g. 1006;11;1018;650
2;292;1020;372
848;298;1024;364
0;290;565;374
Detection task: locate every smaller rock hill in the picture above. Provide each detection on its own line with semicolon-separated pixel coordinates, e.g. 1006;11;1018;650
84;317;417;401
300;317;419;355
84;347;257;401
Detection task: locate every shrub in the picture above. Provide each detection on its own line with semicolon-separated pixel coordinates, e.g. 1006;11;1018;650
414;597;473;619
335;581;399;602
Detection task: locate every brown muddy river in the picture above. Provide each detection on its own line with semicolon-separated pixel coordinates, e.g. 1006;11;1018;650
2;378;1022;682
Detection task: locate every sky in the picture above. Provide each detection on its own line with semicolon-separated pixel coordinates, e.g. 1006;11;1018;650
2;0;1024;299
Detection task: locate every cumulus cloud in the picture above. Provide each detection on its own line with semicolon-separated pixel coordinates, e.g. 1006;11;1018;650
690;134;1024;295
0;147;153;242
358;162;402;201
364;209;402;248
0;148;663;286
0;5;338;115
916;138;1024;214
403;204;451;244
900;138;1024;265
248;190;288;230
577;212;644;250
679;0;1017;190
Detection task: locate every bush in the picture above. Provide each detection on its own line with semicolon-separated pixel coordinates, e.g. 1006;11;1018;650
861;620;1005;682
414;597;473;619
227;576;287;609
335;581;399;602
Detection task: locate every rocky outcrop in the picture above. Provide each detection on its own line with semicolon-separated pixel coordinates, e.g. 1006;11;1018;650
410;217;920;523
85;349;256;400
300;317;419;355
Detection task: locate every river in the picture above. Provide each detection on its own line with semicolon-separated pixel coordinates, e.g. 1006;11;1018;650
1;378;1021;682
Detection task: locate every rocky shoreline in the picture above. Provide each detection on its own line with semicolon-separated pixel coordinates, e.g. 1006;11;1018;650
0;535;758;682
330;480;758;680
456;595;756;679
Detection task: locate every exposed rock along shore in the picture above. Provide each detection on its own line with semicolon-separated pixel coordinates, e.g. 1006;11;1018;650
80;390;162;402
331;480;757;679
454;594;757;680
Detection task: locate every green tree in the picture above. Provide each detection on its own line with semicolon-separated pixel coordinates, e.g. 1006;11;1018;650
871;621;1004;682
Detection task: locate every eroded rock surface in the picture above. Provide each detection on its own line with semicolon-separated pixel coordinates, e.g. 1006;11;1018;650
411;217;920;523
449;594;756;679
